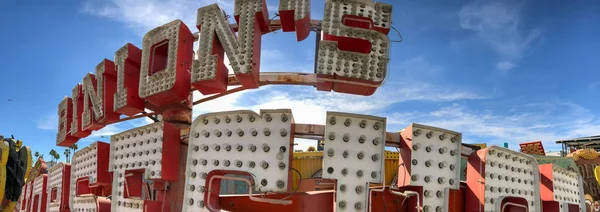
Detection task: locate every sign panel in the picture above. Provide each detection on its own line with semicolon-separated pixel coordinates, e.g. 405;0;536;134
183;109;294;211
539;164;585;212
397;123;462;212
29;174;47;212
520;141;546;156
568;149;600;206
46;163;71;212
466;146;542;212
69;142;112;211
109;121;181;211
322;112;386;211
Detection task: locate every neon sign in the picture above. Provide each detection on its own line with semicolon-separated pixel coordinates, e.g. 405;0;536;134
55;0;393;147
41;0;589;211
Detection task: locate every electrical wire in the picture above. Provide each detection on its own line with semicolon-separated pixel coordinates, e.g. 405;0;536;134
390;162;422;211
161;185;168;212
281;168;302;200
381;182;387;212
396;162;411;207
270;13;280;22
390;26;403;43
220;6;231;19
380;24;400;87
269;13;281;33
144;182;152;200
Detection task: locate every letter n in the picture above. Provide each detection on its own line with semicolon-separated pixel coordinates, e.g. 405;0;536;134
82;59;119;131
70;84;91;138
192;2;270;94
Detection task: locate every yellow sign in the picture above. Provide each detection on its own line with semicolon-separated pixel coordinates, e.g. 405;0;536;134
471;143;487;149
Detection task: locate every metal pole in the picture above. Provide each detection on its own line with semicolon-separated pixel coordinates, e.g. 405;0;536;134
313;31;321;74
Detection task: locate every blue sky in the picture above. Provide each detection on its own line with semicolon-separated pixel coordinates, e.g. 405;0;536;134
0;0;599;161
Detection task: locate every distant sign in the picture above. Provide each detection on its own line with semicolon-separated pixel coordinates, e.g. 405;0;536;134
520;140;546;155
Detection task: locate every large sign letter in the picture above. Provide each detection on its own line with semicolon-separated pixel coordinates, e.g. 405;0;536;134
71;84;92;139
397;124;462;212
20;181;31;211
109;121;181;211
56;97;78;146
279;0;310;41
30;174;48;212
466;146;542;212
82;59;119;131
322;112;386;212
46;162;71;212
114;43;145;116
317;0;392;96
183;109;294;211
139;20;194;106
193;2;270;94
539;164;585;212
69;142;112;211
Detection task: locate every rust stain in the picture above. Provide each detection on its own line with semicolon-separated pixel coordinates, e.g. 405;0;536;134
294;124;325;136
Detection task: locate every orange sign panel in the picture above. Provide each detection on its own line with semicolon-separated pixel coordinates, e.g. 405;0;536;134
520;140;546;155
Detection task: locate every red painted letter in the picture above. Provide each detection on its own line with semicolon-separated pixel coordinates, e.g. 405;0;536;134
193;2;270;94
81;59;119;131
109;121;181;211
139;20;194;106
56;97;79;146
279;0;311;41
46;163;71;211
114;43;144;116
71;84;92;138
317;0;392;96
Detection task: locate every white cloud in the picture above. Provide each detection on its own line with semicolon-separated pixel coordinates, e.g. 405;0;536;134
188;53;483;150
188;64;483;150
386;102;600;151
76;124;125;144
82;0;235;33
190;81;483;150
192;84;483;124
192;88;249;116
459;0;543;71
589;81;600;90
37;115;57;130
90;124;123;137
394;56;442;78
82;0;281;34
495;61;515;72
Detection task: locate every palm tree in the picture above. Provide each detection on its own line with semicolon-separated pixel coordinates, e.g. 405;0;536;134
34;152;39;158
55;154;60;163
70;143;78;151
49;149;56;163
64;148;71;163
68;144;78;163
